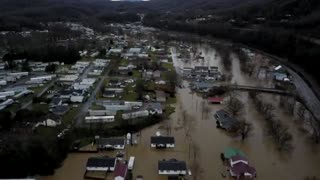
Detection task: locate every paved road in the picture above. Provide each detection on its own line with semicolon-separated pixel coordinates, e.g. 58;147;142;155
287;68;320;120
73;66;110;127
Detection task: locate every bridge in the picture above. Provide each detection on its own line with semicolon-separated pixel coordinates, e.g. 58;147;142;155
213;85;293;96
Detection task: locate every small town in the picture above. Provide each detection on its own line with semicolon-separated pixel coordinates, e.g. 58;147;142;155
1;1;320;180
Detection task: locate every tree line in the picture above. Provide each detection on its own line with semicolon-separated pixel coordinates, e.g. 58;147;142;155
143;15;320;85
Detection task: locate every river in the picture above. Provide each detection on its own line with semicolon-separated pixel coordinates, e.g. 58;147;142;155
41;43;320;180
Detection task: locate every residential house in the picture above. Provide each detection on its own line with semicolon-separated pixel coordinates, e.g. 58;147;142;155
155;90;166;102
122;110;149;120
192;82;214;92
70;95;84;103
114;162;128;180
0;91;15;97
97;137;126;150
50;105;70;116
207;97;223;104
158;159;187;176
86;157;117;172
151;136;175;148
229;155;248;167
141;102;163;115
50;97;63;108
214;110;239;131
229;162;257;179
0;99;14;110
35;119;61;128
108;79;122;87
103;88;124;98
85;116;115;123
153;70;161;78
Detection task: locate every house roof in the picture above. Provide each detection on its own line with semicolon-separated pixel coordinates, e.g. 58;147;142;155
115;162;127;178
151;136;175;144
51;105;69;115
230;155;248;164
86;157;116;168
141;102;162;112
98;137;125;146
51;97;62;105
207;97;223;103
223;148;246;159
215;110;239;130
158;159;187;171
230;162;256;176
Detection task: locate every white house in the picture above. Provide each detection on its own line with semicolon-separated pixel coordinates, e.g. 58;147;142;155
70;95;84;103
97;137;125;150
85;116;115;123
122;110;149;120
86;157;117;172
35;119;61;127
7;72;29;78
80;78;96;86
0;99;14;110
158;159;187;176
151;136;175;148
0;91;15;97
0;80;7;86
59;75;79;82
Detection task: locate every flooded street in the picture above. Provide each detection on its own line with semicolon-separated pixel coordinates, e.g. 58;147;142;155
42;43;320;180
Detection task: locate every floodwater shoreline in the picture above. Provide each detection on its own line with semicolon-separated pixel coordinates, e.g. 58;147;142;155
41;39;320;180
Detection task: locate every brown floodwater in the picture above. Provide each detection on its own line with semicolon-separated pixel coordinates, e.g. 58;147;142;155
41;43;320;180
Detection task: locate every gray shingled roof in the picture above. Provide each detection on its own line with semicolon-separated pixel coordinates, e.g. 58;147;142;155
151;136;175;144
158;159;187;171
86;157;116;168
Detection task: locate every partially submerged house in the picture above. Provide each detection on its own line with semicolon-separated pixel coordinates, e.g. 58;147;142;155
114;161;128;180
86;157;117;172
97;137;126;150
214;109;239;131
151;136;175;148
229;162;257;179
141;102;163;115
222;147;246;160
158;159;187;176
207;97;223;104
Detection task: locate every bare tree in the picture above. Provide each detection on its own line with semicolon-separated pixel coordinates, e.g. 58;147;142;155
225;96;244;117
237;119;253;141
296;103;306;121
305;114;320;144
280;96;296;115
268;119;293;151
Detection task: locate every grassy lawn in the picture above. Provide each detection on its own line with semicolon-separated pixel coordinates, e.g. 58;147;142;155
164;105;176;118
90;104;105;110
30;103;49;113
120;58;129;66
62;106;82;125
132;70;142;78
167;96;177;104
35;126;58;137
162;62;175;71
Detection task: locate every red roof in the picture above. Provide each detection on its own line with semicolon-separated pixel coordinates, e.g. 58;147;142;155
207;97;223;103
115;162;127;178
230;162;256;176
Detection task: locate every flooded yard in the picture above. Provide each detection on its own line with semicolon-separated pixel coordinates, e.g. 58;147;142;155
41;43;320;180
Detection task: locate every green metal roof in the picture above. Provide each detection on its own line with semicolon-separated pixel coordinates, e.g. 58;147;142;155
223;147;246;159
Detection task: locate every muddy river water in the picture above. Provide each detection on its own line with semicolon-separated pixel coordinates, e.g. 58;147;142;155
42;43;320;180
